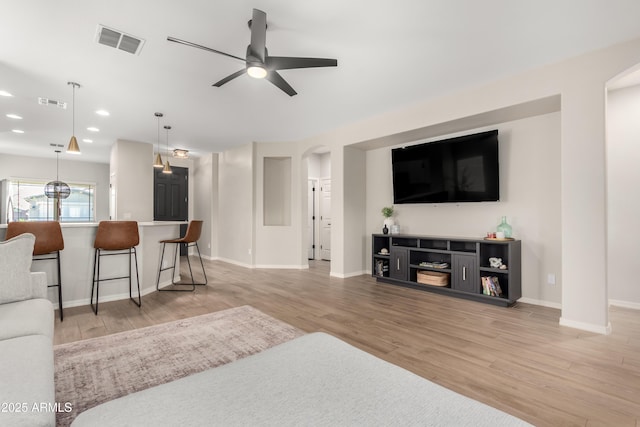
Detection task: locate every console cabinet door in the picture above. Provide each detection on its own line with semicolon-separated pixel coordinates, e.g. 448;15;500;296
452;254;479;293
389;248;408;281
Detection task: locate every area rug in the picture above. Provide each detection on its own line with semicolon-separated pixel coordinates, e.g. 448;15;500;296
54;305;305;427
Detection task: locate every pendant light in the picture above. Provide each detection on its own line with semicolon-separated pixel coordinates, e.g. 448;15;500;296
153;112;164;168
66;82;81;154
44;150;70;221
162;125;172;174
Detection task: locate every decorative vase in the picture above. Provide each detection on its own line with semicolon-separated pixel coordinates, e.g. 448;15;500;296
382;224;389;234
496;216;512;238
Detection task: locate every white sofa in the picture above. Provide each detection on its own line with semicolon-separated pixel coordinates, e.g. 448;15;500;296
0;233;55;427
72;332;531;426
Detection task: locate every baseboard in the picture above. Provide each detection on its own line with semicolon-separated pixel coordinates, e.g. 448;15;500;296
216;257;254;269
517;297;562;310
609;299;640;310
559;317;612;335
59;278;178;310
253;264;309;269
330;270;368;279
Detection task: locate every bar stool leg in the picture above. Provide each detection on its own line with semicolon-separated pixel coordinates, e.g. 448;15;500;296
194;242;208;286
130;247;141;307
156;242;167;291
157;242;195;292
91;249;100;315
56;250;63;321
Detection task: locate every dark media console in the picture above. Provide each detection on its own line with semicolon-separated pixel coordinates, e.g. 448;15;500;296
372;233;521;307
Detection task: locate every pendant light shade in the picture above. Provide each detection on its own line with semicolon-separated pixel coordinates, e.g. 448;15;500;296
45;150;70;221
66;82;81;155
67;136;80;154
163;125;172;174
45;150;70;199
153;112;164;168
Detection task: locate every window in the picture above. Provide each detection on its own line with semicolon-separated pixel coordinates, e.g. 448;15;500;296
8;179;95;222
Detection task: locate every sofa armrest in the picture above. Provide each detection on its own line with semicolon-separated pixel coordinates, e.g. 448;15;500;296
29;272;48;299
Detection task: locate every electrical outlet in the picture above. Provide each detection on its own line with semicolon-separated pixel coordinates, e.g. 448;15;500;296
207;243;211;249
547;274;556;285
248;248;252;255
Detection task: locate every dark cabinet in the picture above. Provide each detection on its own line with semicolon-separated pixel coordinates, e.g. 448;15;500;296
389;248;408;281
371;234;521;307
452;254;479;293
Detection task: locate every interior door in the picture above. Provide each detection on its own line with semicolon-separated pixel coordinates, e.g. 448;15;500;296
320;179;331;261
307;179;316;259
154;166;188;221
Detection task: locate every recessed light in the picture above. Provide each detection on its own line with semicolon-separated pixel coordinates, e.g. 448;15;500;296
6;114;22;119
11;129;24;134
82;138;93;143
95;109;110;116
87;127;100;132
0;90;13;97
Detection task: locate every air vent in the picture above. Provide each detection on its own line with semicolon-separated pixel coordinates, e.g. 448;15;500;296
96;25;145;55
38;98;67;109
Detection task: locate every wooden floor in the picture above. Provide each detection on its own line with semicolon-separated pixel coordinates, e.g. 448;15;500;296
54;259;640;426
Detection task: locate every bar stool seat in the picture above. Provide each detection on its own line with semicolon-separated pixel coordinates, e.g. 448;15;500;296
91;221;141;314
156;220;207;292
5;221;65;321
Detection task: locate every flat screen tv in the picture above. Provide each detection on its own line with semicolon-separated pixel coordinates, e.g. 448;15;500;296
392;130;499;204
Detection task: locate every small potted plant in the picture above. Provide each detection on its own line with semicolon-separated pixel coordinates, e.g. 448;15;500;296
381;206;394;234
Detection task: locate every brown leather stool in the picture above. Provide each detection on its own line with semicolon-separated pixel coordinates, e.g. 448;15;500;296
156;220;207;292
5;221;65;321
91;221;141;314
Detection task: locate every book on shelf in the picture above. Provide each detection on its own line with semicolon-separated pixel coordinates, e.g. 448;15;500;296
418;261;449;269
375;260;389;277
481;276;503;297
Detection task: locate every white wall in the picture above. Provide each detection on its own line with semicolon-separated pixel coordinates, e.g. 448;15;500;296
0;153;110;221
254;142;303;268
218;143;254;267
193;153;217;259
607;84;640;308
344;146;367;276
365;113;562;305
111;139;153;222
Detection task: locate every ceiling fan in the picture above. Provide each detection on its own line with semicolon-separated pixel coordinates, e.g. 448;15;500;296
167;8;337;96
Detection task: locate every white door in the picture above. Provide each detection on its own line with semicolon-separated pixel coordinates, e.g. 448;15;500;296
307;179;316;259
320;179;331;261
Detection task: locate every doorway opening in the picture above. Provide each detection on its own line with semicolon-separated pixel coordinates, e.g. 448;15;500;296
305;148;331;262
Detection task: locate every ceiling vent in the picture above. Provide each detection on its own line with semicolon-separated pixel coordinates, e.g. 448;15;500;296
38;98;67;109
95;25;145;55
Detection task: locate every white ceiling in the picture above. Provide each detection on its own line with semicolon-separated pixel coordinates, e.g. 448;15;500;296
2;1;640;164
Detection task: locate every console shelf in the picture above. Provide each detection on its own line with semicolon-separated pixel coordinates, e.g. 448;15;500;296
371;234;521;307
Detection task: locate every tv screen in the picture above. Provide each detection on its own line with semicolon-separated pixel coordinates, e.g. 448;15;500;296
392;130;499;204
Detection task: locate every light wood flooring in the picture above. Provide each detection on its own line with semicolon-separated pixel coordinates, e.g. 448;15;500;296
54;258;640;426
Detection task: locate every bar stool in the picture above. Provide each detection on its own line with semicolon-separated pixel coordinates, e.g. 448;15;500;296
91;221;141;314
156;220;207;292
5;221;65;321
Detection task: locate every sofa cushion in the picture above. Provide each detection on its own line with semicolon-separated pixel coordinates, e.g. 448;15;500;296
0;334;55;427
0;298;54;341
0;233;37;304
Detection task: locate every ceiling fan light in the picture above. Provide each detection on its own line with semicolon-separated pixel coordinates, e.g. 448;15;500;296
153;152;164;168
247;65;267;79
67;136;81;154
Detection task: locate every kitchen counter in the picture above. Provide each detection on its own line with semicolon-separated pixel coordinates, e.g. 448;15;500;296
0;222;188;309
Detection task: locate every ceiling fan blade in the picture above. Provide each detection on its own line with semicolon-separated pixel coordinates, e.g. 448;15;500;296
213;69;246;87
265;71;297;96
266;56;338;71
167;36;245;62
249;9;267;62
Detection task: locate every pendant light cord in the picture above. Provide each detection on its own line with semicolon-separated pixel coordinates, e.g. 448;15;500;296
72;84;75;136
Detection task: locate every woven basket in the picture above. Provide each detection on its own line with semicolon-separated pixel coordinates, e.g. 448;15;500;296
417;270;449;287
